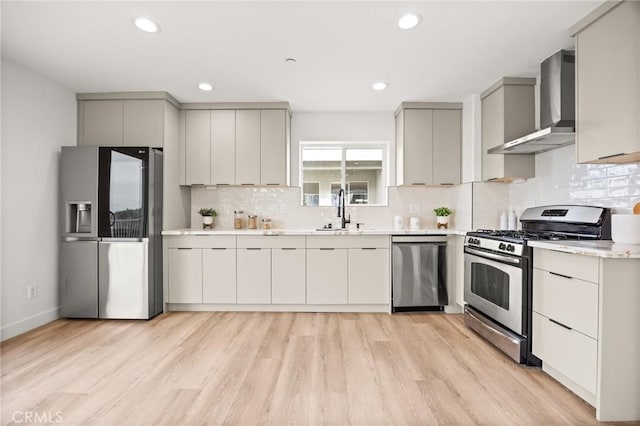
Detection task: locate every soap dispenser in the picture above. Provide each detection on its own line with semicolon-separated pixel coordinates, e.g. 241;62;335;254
507;209;517;231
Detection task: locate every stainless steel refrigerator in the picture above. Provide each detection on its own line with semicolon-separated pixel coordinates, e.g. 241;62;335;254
60;146;163;319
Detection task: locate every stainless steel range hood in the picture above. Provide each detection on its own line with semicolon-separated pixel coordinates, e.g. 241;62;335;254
489;50;575;155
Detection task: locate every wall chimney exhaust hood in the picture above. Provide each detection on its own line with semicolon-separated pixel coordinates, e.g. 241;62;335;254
489;50;575;155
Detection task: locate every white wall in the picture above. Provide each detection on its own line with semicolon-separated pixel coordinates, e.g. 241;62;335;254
1;59;76;340
290;112;395;186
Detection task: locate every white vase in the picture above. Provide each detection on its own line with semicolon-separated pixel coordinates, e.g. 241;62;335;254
202;216;214;228
436;216;449;228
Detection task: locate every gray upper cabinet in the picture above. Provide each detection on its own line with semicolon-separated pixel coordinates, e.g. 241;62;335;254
185;110;211;185
260;109;287;186
82;100;123;146
78;94;173;148
123;100;164;147
180;104;290;186
481;78;536;181
235;110;261;185
395;102;462;186
572;1;640;164
210;110;236;185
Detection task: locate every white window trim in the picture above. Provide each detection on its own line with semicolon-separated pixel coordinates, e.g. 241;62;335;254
299;141;389;206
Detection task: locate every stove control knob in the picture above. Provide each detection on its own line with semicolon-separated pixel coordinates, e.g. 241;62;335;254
506;244;515;252
498;243;506;250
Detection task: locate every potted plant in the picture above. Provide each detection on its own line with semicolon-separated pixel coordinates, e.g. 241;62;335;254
433;207;452;229
198;208;217;229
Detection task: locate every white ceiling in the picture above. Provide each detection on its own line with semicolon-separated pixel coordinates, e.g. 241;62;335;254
1;1;600;111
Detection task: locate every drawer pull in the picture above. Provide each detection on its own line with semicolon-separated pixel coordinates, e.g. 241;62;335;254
209;248;227;250
241;183;255;186
215;183;230;186
549;318;572;331
177;248;193;250
549;271;573;280
265;183;280;186
412;182;426;185
246;248;262;250
319;248;335;251
281;248;297;250
362;247;377;250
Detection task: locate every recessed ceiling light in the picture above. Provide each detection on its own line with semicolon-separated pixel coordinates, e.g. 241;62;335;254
198;82;213;91
372;81;388;91
285;58;297;64
398;13;422;30
134;17;159;33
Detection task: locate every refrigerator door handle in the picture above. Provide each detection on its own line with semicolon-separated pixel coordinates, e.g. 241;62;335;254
109;211;116;227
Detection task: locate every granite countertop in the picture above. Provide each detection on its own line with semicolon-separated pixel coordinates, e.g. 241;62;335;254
528;240;640;259
162;228;469;236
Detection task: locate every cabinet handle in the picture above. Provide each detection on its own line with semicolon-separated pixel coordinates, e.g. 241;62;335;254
209;248;227;250
362;247;377;250
241;183;255;186
549;271;572;280
412;182;426;185
598;153;626;160
439;183;455;186
281;248;297;250
215;183;230;186
549;318;572;331
265;183;280;186
319;248;335;250
246;248;262;250
177;248;193;250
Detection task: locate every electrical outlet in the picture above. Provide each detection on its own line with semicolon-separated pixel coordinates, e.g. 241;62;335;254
409;203;421;214
279;204;287;213
27;286;38;299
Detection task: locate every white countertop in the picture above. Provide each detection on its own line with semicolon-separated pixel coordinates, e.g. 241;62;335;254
528;240;640;259
162;228;469;236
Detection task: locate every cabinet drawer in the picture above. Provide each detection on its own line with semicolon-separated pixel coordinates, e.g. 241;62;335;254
237;235;305;249
164;235;236;249
533;269;598;339
532;312;597;395
306;235;389;249
534;249;599;283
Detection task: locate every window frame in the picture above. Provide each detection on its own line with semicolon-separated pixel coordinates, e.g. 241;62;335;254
299;141;389;207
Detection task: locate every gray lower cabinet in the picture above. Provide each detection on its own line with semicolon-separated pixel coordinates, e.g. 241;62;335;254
167;248;202;303
306;249;348;305
202;248;236;303
236;248;271;304
347;248;389;304
271;248;305;304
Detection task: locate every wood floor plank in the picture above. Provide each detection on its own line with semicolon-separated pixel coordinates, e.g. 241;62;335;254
0;312;601;425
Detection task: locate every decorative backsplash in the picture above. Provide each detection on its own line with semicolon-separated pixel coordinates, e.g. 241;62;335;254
190;185;473;231
509;145;640;216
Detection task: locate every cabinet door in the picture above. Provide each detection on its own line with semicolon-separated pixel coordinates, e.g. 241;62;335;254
481;89;505;181
185;110;211;185
210;110;236;185
403;109;433;185
123;100;164;147
83;100;123;146
348;248;389;304
306;249;348;304
260;109;286;185
576;1;640;163
272;248;305;304
167;248;202;303
433;109;461;185
235;110;261;185
202;248;237;303
237;248;271;303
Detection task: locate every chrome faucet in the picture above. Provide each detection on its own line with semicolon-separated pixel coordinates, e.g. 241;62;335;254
337;188;351;229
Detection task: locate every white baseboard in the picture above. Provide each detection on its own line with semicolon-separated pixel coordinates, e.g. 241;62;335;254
1;307;60;342
166;303;391;313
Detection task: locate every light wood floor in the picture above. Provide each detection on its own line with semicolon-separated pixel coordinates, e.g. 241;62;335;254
1;312;603;425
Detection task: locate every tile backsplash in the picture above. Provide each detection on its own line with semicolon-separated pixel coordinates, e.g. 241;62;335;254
509;145;640;216
190;185;473;231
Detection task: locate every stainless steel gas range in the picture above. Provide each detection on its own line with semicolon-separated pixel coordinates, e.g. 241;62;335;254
463;205;611;365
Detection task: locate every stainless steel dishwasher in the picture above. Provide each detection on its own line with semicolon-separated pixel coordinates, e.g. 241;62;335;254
391;235;448;312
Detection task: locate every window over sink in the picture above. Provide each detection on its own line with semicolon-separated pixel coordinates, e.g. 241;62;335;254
300;142;388;207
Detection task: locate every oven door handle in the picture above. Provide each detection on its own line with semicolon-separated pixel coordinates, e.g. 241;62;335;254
465;247;521;265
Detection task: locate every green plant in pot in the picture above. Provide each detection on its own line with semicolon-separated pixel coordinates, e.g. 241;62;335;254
198;208;217;229
433;207;452;229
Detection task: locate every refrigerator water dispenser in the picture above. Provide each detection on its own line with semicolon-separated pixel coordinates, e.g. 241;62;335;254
68;202;92;233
